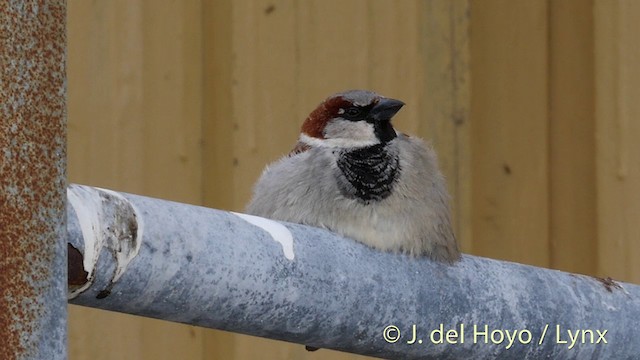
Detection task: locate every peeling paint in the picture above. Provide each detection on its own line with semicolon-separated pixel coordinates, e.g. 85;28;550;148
232;212;295;260
67;185;142;299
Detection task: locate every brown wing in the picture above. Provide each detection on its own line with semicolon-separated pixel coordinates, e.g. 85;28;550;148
288;141;311;156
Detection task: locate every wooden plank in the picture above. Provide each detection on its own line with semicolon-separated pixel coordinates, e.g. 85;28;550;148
67;0;205;358
418;0;471;251
548;0;596;274
67;0;145;191
139;0;204;203
594;1;640;283
226;0;300;209
202;0;234;211
469;0;550;266
294;0;370;105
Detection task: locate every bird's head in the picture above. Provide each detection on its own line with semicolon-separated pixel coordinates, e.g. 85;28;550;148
299;90;405;149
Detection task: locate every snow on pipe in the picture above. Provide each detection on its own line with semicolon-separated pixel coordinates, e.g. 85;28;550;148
66;184;640;360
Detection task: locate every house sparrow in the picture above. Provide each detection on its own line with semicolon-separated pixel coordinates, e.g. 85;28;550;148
246;90;460;263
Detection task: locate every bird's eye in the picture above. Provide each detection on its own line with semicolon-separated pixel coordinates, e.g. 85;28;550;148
344;107;362;118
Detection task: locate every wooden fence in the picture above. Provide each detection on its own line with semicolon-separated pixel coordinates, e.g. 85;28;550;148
66;1;639;359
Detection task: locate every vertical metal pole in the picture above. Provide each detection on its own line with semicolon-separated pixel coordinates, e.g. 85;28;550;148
0;1;67;360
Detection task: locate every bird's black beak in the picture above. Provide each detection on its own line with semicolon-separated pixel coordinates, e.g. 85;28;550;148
370;98;405;122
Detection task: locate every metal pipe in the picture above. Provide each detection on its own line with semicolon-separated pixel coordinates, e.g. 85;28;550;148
67;184;640;360
0;1;67;359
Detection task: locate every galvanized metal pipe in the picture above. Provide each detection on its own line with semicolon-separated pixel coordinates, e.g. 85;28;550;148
0;1;67;359
67;184;640;360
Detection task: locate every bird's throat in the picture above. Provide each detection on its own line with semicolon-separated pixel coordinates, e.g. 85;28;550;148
335;144;400;203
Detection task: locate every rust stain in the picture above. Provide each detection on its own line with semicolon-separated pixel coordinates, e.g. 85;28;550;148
593;276;622;293
0;1;67;359
68;243;88;288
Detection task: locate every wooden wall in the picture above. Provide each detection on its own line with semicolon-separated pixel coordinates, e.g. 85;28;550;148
594;0;640;283
470;0;599;272
66;0;640;359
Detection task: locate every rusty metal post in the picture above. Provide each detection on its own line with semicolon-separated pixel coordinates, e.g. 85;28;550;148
0;1;67;360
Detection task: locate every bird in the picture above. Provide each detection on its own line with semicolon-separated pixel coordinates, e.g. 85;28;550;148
246;89;460;263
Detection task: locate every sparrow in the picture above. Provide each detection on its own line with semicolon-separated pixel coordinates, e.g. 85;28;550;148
246;90;460;263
